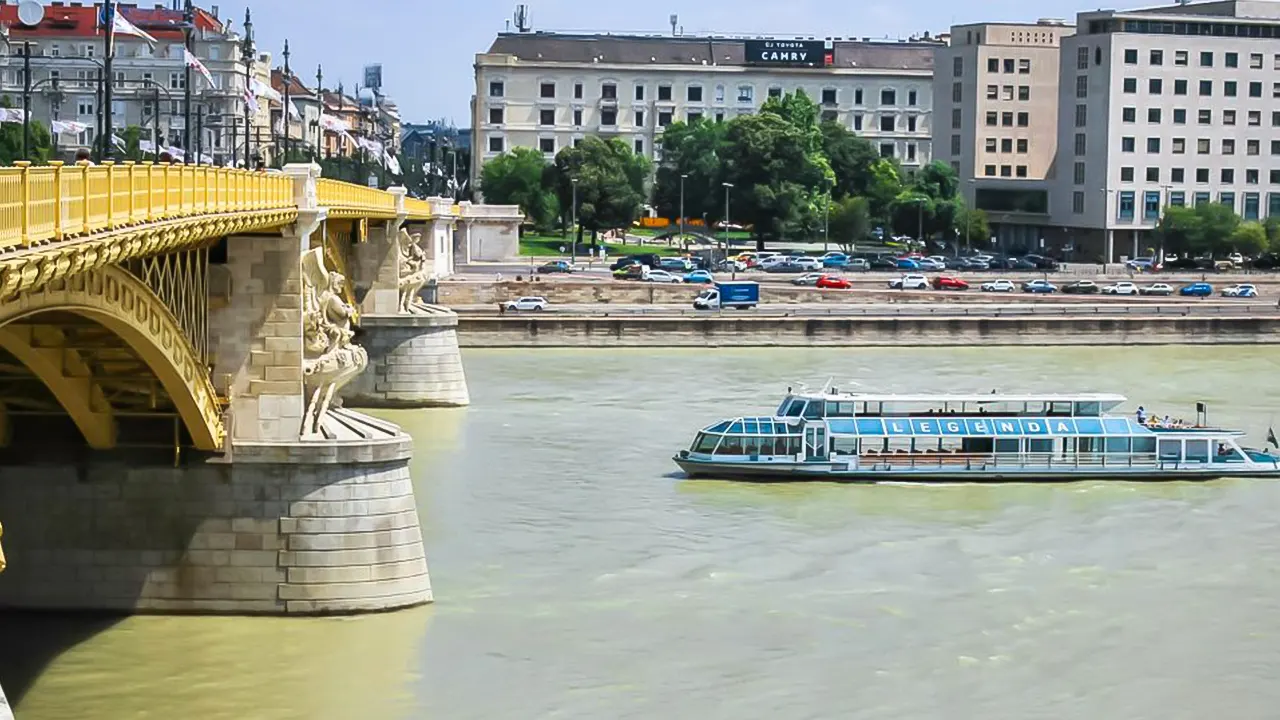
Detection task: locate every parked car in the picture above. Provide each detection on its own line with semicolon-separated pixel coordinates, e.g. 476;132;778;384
644;269;683;283
1102;282;1139;295
610;257;641;272
792;272;825;286
958;257;990;271
537;260;577;274
820;251;846;260
659;257;694;272
981;279;1017;293
868;256;898;270
1228;253;1246;267
842;258;870;272
889;274;930;290
683;270;715;284
1003;257;1038;271
1125;257;1160;272
1179;282;1214;297
1023;254;1061;271
1222;283;1259;298
821;253;849;268
763;261;805;273
504;296;548;312
1139;283;1174;296
758;255;791;270
896;258;921;270
816;275;853;289
1022;279;1058;293
915;258;944;271
1062;280;1100;294
793;256;823;271
932;275;970;290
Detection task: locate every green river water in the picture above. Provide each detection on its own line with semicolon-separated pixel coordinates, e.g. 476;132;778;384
4;346;1280;719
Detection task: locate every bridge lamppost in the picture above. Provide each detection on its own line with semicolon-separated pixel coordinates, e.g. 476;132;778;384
570;177;579;267
722;181;734;280
181;0;194;155
280;39;292;165
240;8;255;168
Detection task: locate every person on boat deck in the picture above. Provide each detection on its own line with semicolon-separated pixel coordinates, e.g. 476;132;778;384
1163;415;1173;427
1136;406;1147;424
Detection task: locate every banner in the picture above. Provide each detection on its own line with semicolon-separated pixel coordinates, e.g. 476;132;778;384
184;49;218;89
50;120;91;135
0;108;25;124
383;151;401;175
111;3;157;45
250;77;282;103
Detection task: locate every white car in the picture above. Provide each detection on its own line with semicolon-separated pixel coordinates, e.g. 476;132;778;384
792;272;825;286
758;255;790;270
504;296;548;311
981;279;1017;292
1229;253;1245;267
888;274;930;290
792;257;823;271
644;269;683;283
1222;283;1259;298
1139;283;1174;296
915;258;944;271
1103;282;1139;295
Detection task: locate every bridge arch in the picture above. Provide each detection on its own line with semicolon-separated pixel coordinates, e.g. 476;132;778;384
0;265;224;451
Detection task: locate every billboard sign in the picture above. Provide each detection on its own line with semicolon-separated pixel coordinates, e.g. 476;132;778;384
363;64;383;92
744;40;831;67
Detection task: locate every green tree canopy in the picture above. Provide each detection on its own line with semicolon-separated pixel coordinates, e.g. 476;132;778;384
827;195;871;252
651;118;728;231
1230;221;1267;256
480;147;558;230
548;136;650;242
1156;202;1240;256
820;121;878;200
0;95;53;165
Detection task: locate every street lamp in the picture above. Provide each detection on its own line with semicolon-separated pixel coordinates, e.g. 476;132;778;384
679;172;688;248
315;64;324;161
722;182;734;280
570;177;579;267
182;0;194;154
21;40;31;159
281;39;292;164
823;193;831;253
240;8;255;167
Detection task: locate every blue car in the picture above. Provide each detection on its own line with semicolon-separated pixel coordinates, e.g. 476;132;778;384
822;254;849;268
896;258;920;270
1022;279;1058;293
1179;282;1213;297
683;270;714;284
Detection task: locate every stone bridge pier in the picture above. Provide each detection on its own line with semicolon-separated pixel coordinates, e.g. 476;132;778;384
0;164;432;614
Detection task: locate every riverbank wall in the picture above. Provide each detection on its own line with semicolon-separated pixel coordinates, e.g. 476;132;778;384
456;315;1280;348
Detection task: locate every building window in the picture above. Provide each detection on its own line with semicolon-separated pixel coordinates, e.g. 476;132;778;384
1245;193;1260;220
687;111;702;123
1194;192;1210;205
908;90;917;106
635;85;645;101
952;82;963;102
1125;48;1139;64
1150;49;1163;65
1072;191;1085;214
768;87;782;99
907;116;917;132
1250;110;1262;126
1197;168;1210;183
985;165;997;177
657;85;672;102
987;84;998;100
1001;112;1013;126
1174;50;1188;66
1172;138;1185;154
953;56;964;77
1273;82;1280;98
1271;193;1280;217
540;82;556;99
1222;168;1235;183
715;111;724;123
1170;191;1185;206
1197;138;1210;154
1075;104;1087;127
714;85;725;103
1018;59;1030;73
574;83;583;99
1226;52;1239;68
1003;58;1015;73
634;110;644;127
1121;137;1135;152
854;115;864;131
879;115;895;132
988;57;1000;73
1001;138;1013;153
1200;51;1213;67
1220;192;1235;210
1198;80;1212;96
1119;191;1135;220
687;85;703;103
540;109;555;126
907;143;917;161
1149;78;1162;94
1074;162;1086;184
1174;79;1187;95
1076;47;1089;70
601;109;617;126
881;88;897;105
1224;110;1237;126
488;136;504;153
1123;78;1137;93
1016;112;1029;127
1018;86;1030;101
1223;139;1235;155
488;107;503;124
950;134;962;155
737;85;753;102
951;108;961;129
822;88;837;105
985;138;998;152
1144;191;1161;220
880;143;895;158
1225;81;1238;97
1198;109;1211;125
1173;109;1186;124
1074;133;1086;155
1017;138;1027;153
658;111;672;127
489;81;504;97
602;83;617;100
574;109;583;126
1249;139;1260;155
1146;167;1160;182
1121;166;1135;182
1148;108;1161;123
854;88;863;105
1015;165;1027;178
1248;169;1260;184
634;138;644;155
539;137;555;153
1147;138;1160;153
1000;165;1012;177
77;99;94;116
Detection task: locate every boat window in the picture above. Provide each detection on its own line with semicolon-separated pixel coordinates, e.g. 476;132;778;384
743;436;760;456
1158;439;1181;461
994;439;1021;454
1027;438;1054;454
744;420;759;434
1104;437;1131;454
939;437;964;452
1214;442;1245;463
825;401;855;417
728;421;744;434
1026;401;1048;415
692;434;720;453
783;401;805;418
771;436;792;455
708;421;731;433
1132;437;1157;454
719;436;743;455
777;396;796;415
802;402;825;420
1049;401;1073;416
1074;401;1101;416
1078;437;1103;454
832;437;859;456
963;437;994;454
1185;439;1210;463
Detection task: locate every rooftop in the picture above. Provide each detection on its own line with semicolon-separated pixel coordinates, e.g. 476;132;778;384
1;2;224;41
485;32;937;71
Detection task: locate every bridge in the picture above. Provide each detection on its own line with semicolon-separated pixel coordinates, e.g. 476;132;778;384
0;161;520;616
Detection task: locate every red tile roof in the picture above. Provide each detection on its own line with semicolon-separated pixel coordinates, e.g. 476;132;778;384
1;3;223;41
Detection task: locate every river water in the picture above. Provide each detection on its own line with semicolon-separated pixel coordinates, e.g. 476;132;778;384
5;346;1280;719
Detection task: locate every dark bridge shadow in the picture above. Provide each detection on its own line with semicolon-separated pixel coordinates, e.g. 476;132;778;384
0;610;126;707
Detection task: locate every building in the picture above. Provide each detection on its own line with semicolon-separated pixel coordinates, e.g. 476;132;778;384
934;20;1074;250
0;2;271;165
1050;0;1280;262
472;31;941;194
271;68;323;160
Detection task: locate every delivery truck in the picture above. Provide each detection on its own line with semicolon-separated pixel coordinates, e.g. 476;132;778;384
692;281;759;310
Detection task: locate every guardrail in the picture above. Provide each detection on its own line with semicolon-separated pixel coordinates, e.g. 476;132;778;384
315;177;398;219
0;161;294;251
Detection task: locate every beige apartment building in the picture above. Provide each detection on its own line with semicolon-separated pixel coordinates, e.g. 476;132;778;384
934;20;1074;251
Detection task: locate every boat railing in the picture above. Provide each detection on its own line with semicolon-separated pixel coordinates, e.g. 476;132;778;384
855;451;1163;472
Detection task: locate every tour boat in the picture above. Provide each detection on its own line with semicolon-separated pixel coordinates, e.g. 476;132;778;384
673;390;1280;482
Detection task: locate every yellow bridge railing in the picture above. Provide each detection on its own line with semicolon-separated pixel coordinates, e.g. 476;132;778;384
403;196;433;220
316;178;398;219
0;161;295;251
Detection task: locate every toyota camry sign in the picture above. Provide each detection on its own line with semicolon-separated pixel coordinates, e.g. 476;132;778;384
744;40;831;67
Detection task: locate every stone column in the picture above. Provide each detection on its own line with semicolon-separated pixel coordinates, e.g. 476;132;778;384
350;188;407;316
425;197;457;278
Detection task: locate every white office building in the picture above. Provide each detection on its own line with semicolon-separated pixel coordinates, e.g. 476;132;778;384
472;31;941;193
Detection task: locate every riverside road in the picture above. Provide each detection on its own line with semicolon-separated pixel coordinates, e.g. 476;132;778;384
456;301;1279;318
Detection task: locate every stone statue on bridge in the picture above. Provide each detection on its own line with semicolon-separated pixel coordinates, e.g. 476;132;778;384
301;249;369;438
397;229;430;314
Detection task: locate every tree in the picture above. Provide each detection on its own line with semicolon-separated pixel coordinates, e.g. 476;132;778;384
548;136;650;244
650;118;728;234
827;196;870;252
480;147;558;231
1156;202;1240;257
0;95;53;165
1230;221;1267;256
1195;202;1242;256
956;207;990;251
864;158;904;231
820;121;878;200
1263;216;1280;254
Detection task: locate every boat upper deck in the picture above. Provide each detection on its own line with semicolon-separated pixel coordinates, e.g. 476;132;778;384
778;392;1128;421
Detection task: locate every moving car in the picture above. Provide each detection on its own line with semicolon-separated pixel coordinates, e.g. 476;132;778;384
610;257;641;272
1102;282;1139;295
537;260;577;274
932;275;970;290
1022;279;1058;293
1002;257;1038;271
791;272;825;286
1138;283;1174;296
763;260;805;273
644;269;683;283
1125;257;1158;271
659;257;694;272
1179;282;1213;297
842;257;870;272
816;275;853;289
683;270;715;284
1062;280;1100;294
1222;283;1259;298
504;296;548;312
888;274;930;290
980;279;1017;293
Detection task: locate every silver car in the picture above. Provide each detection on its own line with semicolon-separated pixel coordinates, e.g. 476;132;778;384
792;272;825;286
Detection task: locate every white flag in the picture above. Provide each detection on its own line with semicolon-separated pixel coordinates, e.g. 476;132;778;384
384;151;402;175
139;139;156;153
111;134;126;150
184;49;217;89
111;4;157;46
319;114;349;133
243;89;259;114
50;120;90;135
250;77;282;103
0;108;24;124
288;100;301;120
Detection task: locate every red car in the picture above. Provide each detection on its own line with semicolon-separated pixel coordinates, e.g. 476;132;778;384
932;275;970;290
816;275;853;289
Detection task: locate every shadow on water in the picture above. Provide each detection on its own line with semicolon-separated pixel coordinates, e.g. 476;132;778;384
0;611;126;706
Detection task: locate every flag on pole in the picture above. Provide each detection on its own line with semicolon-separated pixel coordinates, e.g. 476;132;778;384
184;49;218;89
110;3;157;46
243;89;259;114
384;151;402;176
250;77;282;103
288;100;302;120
